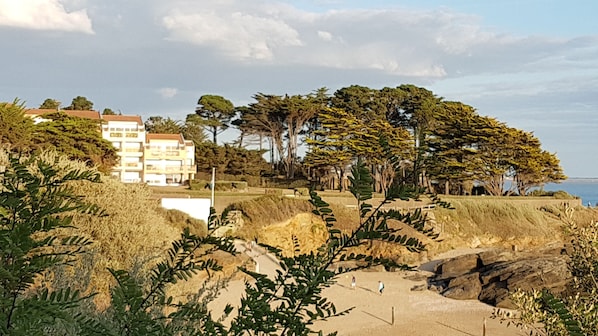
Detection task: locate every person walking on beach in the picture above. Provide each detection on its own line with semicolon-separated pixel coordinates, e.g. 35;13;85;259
351;276;356;290
378;281;384;295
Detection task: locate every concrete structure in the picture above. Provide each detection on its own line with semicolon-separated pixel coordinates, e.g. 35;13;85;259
24;108;196;185
160;198;211;223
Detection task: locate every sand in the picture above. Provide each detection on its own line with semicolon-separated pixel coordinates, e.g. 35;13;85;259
206;243;530;335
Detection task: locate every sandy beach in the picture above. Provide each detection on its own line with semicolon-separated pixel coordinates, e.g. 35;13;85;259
207;243;528;335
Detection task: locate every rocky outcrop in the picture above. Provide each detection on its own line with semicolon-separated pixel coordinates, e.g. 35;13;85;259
429;248;570;308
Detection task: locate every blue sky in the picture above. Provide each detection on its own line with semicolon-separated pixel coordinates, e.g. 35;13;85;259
1;0;597;177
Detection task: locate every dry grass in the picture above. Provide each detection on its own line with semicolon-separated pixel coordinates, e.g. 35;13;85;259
225;193;598;266
431;198;567;255
0;150;185;310
157;208;208;237
64;178;180;309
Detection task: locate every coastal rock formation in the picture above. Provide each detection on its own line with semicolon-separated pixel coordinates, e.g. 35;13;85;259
429;248;570;308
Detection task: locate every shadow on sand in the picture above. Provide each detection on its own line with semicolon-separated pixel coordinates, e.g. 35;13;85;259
361;310;392;325
435;321;477;336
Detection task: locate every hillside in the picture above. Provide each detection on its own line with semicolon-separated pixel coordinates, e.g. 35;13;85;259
222;192;594;265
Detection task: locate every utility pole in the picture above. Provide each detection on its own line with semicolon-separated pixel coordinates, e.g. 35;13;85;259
211;167;215;207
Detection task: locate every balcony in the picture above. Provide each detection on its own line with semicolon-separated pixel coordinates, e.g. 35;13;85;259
143;149;186;160
103;130;145;141
117;147;143;157
145;165;196;174
114;162;143;171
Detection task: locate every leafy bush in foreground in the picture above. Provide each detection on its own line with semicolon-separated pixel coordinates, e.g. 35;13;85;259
1;151;444;335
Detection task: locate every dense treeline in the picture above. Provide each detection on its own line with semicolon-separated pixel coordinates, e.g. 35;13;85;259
1;83;566;195
192;85;565;195
0;99;118;172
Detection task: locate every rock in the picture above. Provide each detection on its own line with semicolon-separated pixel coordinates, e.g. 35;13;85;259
478;255;569;307
430;248;571;307
434;253;480;278
428;284;443;293
442;272;482;300
411;284;427;291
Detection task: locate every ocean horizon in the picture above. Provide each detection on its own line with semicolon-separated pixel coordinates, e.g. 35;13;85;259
543;178;598;207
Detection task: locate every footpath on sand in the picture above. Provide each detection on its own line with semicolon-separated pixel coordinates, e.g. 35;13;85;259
218;242;526;335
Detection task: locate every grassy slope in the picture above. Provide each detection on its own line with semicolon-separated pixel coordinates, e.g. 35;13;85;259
219;191;598;264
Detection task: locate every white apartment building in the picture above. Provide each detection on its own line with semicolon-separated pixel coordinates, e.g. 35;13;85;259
101;115;146;183
144;134;196;186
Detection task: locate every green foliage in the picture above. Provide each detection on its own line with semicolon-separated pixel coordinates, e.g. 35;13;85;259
228;159;444;335
31;112;118;173
64;96;94;111
196;95;235;144
99;226;236;336
144;116;183;134
161;208;207;237
0;99;34;151
39;98;61;110
102;108;117;115
0;152;104;334
528;189;576;199
194;142;269;176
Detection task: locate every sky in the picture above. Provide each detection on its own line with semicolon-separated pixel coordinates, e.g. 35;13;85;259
1;0;597;177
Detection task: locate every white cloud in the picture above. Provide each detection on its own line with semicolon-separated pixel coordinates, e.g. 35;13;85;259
157;2;513;78
0;0;93;34
157;87;178;99
162;4;302;61
317;30;332;41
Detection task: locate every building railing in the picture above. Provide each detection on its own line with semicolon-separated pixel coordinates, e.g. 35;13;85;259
144;150;186;159
102;127;145;132
115;163;143;170
145;165;196;173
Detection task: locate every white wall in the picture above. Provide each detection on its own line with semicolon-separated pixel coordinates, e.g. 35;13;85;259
160;198;212;223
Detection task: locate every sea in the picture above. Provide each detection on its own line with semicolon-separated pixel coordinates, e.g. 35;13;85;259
542;178;598;207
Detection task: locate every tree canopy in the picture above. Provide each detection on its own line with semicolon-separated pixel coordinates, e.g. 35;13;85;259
39;98;61;110
0;99;34;151
65;96;94;110
195;94;235;144
31;112;118;172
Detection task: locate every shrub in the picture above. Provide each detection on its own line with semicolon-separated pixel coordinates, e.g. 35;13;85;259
0;151;104;334
189;180;248;191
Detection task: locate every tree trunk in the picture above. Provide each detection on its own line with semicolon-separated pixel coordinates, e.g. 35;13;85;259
212;126;218;144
